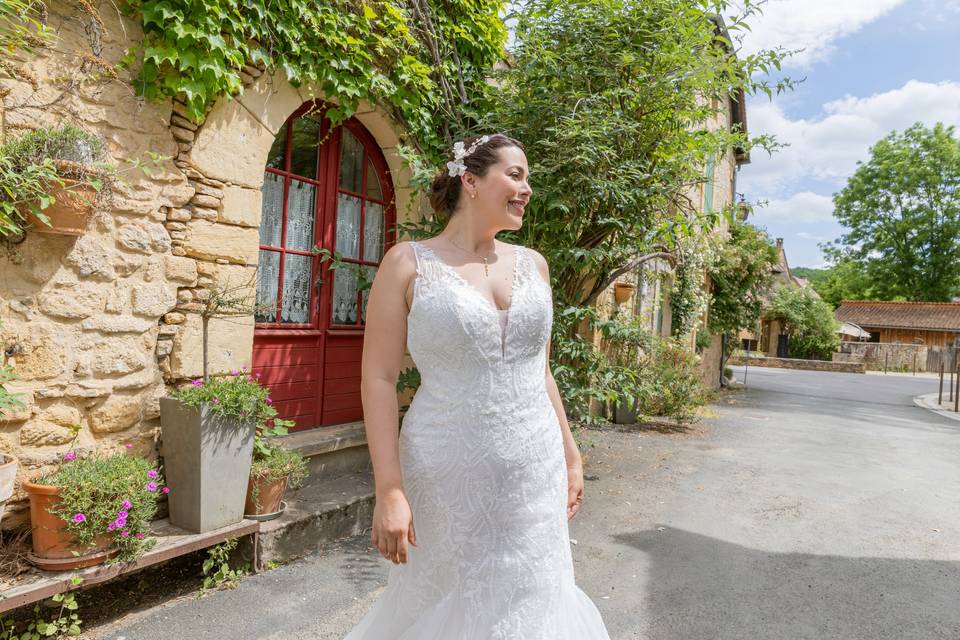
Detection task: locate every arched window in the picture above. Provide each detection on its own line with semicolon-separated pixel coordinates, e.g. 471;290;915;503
254;106;394;329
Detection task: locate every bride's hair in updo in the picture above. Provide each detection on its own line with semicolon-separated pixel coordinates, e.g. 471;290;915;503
429;133;524;218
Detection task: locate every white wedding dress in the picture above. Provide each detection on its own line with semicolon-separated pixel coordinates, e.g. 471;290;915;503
343;241;610;640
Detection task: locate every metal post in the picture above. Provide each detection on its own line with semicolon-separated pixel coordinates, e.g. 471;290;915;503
955;361;959;413
912;351;917;376
951;365;955;403
939;361;945;405
744;346;750;387
884;352;888;374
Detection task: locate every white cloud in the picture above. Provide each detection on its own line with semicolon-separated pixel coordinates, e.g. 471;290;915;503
735;0;906;68
752;191;834;223
742;80;960;197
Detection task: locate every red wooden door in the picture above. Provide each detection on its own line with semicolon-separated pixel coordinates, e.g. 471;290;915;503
252;105;395;430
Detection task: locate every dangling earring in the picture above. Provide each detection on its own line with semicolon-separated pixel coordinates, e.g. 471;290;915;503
471;192;476;199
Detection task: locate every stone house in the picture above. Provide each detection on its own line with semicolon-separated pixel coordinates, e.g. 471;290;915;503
619;85;751;390
736;237;816;357
0;3;416;526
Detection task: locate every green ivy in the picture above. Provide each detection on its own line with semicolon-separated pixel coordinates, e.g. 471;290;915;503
123;0;506;159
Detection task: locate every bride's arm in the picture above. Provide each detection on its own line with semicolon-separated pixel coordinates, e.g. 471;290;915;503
361;241;418;563
529;249;585;520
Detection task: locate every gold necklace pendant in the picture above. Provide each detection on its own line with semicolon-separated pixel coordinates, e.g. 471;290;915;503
449;239;493;277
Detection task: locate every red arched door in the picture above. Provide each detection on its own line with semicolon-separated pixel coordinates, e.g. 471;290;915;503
252;104;396;430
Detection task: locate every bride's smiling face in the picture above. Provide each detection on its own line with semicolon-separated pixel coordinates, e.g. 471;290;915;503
465;146;532;231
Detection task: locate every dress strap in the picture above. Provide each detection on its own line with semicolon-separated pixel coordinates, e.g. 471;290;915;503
409;240;424;275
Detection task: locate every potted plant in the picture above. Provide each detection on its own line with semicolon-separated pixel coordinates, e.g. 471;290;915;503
0;347;24;527
23;450;165;571
613;281;637;304
160;275;288;532
161;372;278;532
0;452;17;528
1;123;110;236
244;421;307;520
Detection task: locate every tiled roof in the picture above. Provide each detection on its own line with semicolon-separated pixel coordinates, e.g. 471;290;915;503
835;301;960;331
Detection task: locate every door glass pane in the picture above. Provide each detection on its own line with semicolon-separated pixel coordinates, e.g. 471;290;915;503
280;253;312;324
331;266;358;325
335;193;361;259
285;178;316;251
365;158;383;200
255;250;280;322
361;265;377;324
259;173;284;247
363;202;384;261
265;124;287;170
338;129;363;193
290;114;321;179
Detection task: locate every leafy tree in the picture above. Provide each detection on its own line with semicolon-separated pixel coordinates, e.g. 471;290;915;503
767;286;840;360
806;259;878;308
708;219;779;334
462;0;793;419
826;122;960;302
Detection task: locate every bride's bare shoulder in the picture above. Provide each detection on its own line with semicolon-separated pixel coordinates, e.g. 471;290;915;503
376;241;419;285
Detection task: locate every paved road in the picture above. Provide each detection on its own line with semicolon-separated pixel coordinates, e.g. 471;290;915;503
92;367;960;639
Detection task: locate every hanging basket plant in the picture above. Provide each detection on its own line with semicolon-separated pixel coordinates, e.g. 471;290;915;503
0;123;111;238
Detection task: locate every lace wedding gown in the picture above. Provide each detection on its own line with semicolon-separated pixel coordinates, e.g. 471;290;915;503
344;241;610;640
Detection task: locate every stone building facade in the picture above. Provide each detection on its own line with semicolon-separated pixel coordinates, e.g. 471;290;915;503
0;2;414;526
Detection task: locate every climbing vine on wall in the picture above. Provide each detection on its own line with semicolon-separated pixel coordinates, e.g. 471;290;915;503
122;0;506;159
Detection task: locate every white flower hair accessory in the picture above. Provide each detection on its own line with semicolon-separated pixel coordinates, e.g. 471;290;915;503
446;135;491;177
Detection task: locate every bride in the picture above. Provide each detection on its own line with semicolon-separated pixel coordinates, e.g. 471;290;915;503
345;134;611;639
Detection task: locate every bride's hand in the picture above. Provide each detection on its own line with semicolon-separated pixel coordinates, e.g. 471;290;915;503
371;489;417;564
566;460;584;520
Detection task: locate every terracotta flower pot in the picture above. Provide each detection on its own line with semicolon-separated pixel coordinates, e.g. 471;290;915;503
0;453;17;527
23;480;117;571
24;178;97;236
613;282;636;304
244;473;289;517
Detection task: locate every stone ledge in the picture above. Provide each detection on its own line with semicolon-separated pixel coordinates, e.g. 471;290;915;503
729;355;866;374
274;421;367;458
253;469;374;567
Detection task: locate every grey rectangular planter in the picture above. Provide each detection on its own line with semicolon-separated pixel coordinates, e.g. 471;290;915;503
159;397;256;533
613;397;639;425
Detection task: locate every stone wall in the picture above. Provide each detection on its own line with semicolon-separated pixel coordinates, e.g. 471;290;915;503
729;354;866;374
0;1;413;527
832;341;929;373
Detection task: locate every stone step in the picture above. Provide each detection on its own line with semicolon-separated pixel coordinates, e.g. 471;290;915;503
254;468;375;567
274;421;372;484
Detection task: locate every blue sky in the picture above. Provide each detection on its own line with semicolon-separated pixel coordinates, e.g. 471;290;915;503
735;0;960;268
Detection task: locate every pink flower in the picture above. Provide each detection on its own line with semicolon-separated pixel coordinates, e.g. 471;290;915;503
63;452;77;461
191;378;203;386
107;523;116;532
147;469;158;479
211;398;220;405
265;397;273;405
122;500;132;509
72;513;86;523
121;530;130;538
254;372;261;379
136;532;145;539
146;481;158;492
114;517;127;528
161;486;170;494
125;443;134;449
231;370;240;376
117;510;129;519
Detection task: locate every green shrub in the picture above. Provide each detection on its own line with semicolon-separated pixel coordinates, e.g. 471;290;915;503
600;314;708;424
171;371;290;429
